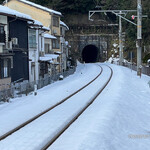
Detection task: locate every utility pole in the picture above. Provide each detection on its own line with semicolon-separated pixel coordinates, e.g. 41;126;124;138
119;11;123;65
137;0;142;76
89;10;136;66
89;2;147;76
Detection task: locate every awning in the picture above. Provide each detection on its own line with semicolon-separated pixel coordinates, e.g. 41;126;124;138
39;54;59;62
44;33;57;39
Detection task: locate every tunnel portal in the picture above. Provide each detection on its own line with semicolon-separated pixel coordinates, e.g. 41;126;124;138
82;45;99;63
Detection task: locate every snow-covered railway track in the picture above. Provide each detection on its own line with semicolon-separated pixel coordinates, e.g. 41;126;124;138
41;65;113;150
0;64;103;141
0;65;113;150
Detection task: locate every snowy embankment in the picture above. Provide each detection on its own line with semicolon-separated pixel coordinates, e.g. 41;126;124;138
48;64;150;150
0;63;100;136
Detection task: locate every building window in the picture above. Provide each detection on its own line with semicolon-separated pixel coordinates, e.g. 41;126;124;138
60;27;63;36
45;43;50;54
40;62;48;77
53;16;59;27
52;37;60;49
28;29;36;48
0;25;5;43
0;58;11;79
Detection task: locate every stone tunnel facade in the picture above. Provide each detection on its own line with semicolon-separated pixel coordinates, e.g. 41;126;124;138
66;34;114;63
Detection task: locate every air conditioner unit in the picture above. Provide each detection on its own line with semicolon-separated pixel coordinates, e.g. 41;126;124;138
53;29;57;34
11;38;18;45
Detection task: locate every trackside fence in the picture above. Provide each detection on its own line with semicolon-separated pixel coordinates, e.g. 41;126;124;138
113;61;150;76
0;67;76;102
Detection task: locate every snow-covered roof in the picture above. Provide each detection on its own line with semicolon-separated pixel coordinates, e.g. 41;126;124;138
28;19;43;27
19;0;62;16
60;21;69;30
0;5;32;21
42;26;50;31
54;51;62;55
39;54;59;62
28;20;50;31
44;33;57;39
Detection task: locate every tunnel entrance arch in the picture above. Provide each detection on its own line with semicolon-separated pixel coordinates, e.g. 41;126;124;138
82;45;99;63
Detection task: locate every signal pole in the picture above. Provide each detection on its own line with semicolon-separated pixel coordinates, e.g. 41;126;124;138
89;10;136;66
119;11;123;65
137;0;142;76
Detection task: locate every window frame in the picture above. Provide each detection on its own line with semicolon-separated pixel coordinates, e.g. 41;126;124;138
53;16;59;27
45;43;50;54
0;25;5;43
52;37;60;49
28;28;37;49
0;58;11;79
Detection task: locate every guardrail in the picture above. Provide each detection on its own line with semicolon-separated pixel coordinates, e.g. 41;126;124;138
113;61;150;76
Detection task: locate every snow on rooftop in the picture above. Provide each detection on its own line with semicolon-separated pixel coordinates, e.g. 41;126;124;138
0;5;32;20
54;51;62;54
28;21;50;30
60;20;69;30
28;19;43;26
42;26;50;31
39;54;59;62
33;20;43;26
19;0;62;16
44;33;56;39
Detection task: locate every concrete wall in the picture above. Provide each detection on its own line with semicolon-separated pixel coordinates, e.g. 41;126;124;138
28;29;40;82
0;78;11;91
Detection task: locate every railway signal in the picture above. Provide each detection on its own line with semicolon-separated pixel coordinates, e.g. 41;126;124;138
131;15;135;20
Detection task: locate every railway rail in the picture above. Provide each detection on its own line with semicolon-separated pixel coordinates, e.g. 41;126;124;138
0;64;103;141
41;65;113;150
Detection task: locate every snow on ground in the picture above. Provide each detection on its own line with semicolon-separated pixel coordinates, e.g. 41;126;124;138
0;63;100;136
0;65;111;150
48;63;150;150
0;63;150;150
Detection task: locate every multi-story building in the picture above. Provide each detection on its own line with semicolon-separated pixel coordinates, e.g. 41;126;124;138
5;0;62;72
0;11;12;90
28;20;48;81
0;5;32;89
60;21;69;71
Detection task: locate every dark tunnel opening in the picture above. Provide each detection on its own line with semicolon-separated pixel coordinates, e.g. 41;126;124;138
82;45;99;63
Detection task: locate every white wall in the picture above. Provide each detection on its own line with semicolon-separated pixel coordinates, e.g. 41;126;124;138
28;29;40;82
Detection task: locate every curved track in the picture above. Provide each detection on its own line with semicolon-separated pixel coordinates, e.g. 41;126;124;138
41;65;113;150
0;64;103;141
